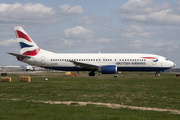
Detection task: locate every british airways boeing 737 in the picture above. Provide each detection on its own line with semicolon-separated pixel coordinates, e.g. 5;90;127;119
8;26;175;76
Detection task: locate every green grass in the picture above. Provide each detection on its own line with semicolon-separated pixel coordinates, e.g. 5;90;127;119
0;71;180;120
0;100;179;120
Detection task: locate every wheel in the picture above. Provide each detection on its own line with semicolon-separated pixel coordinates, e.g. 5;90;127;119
155;73;158;77
89;72;95;76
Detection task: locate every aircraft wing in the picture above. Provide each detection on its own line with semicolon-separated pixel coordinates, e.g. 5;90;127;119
7;53;31;58
69;61;99;70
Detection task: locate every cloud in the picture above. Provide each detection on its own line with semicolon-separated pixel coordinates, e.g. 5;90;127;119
121;9;180;26
153;42;164;47
117;25;151;38
153;41;178;51
61;39;74;46
75;15;111;26
116;0;170;14
0;3;61;25
0;38;17;46
59;4;84;15
96;38;111;43
62;26;93;39
129;40;143;49
87;38;111;43
0;3;84;28
116;0;180;26
153;40;179;53
177;0;180;5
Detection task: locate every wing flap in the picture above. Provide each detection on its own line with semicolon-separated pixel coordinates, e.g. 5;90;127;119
69;61;99;70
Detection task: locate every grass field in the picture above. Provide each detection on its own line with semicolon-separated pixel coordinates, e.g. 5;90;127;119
0;71;180;120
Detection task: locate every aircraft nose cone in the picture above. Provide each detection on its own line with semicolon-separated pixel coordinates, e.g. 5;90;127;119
170;61;176;67
173;63;176;67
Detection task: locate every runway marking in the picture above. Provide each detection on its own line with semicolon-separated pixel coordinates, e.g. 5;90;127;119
32;100;180;114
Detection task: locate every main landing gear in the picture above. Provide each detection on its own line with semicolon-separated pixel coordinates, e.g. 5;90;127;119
89;71;95;76
155;71;160;77
155;73;158;77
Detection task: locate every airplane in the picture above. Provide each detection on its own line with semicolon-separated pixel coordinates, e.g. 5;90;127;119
8;26;175;76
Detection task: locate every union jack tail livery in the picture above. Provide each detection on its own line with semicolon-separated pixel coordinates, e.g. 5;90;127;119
14;26;40;56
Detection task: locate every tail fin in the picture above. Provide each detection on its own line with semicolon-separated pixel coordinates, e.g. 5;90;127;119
14;26;40;56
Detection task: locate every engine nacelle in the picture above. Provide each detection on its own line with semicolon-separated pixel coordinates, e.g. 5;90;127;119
98;65;117;74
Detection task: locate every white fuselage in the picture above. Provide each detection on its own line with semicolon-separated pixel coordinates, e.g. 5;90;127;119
10;26;175;76
21;49;175;72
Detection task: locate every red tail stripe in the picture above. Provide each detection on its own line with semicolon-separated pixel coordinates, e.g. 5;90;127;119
22;48;40;56
141;57;157;59
15;30;32;42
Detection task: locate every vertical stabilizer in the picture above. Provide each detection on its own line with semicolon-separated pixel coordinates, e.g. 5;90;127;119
14;26;40;56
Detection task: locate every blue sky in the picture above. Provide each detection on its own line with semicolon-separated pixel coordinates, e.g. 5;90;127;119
0;0;180;67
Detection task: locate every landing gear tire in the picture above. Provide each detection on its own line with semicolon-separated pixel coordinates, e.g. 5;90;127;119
155;73;158;77
89;72;95;76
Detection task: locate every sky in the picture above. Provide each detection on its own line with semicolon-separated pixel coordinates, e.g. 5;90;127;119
0;0;180;67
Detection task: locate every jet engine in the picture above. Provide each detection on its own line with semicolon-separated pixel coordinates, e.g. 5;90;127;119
98;65;117;74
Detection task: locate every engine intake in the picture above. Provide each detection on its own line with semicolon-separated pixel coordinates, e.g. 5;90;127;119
98;65;117;74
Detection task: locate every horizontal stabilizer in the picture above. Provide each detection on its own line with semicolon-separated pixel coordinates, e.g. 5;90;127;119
7;53;31;58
